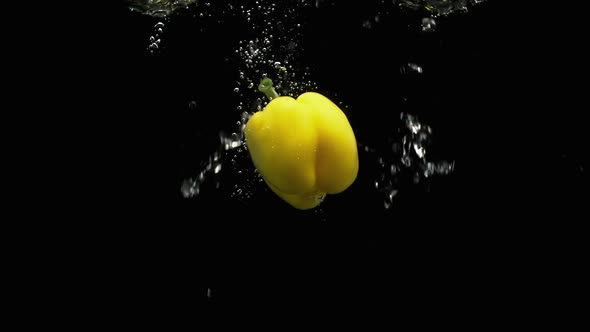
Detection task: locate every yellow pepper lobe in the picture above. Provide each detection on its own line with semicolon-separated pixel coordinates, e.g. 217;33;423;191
245;92;358;209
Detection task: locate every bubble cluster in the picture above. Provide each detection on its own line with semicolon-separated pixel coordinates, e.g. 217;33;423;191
232;1;318;100
148;21;165;54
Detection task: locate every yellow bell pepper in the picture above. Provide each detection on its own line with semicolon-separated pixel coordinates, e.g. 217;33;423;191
245;78;358;209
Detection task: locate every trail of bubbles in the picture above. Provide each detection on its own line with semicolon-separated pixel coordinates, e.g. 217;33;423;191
182;0;320;201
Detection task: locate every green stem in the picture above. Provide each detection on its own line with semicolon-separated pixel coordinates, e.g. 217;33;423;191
258;78;279;101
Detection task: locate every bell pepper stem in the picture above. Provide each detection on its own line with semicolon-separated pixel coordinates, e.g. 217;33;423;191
258;78;279;101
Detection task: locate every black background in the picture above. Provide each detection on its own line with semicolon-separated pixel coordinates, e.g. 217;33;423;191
73;0;586;327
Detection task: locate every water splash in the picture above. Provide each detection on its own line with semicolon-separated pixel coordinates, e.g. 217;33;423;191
180;111;251;198
367;112;455;210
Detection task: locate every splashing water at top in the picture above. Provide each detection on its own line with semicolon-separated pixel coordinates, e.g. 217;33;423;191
126;0;198;17
396;0;486;16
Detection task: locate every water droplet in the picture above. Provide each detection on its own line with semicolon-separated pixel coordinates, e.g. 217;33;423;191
181;179;200;198
315;193;326;203
413;172;421;184
401;155;412;167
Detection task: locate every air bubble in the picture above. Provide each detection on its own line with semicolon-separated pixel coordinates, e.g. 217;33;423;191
401;63;423;75
421;17;436;32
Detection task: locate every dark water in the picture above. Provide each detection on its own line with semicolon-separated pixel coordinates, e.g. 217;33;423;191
94;0;585;326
